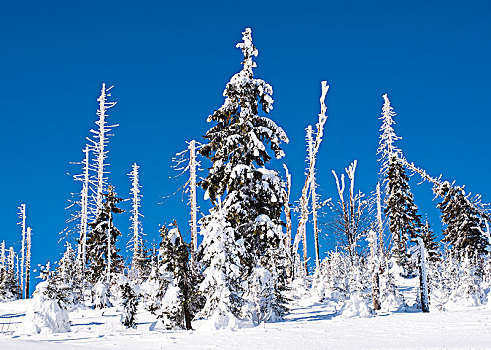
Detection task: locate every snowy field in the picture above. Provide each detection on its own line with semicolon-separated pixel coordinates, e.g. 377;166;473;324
2;297;491;349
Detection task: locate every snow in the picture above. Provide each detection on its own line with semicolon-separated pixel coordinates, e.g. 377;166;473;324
14;283;70;335
3;296;491;349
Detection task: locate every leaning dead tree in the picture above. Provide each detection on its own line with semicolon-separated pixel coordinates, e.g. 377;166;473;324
399;157;491;222
293;81;329;276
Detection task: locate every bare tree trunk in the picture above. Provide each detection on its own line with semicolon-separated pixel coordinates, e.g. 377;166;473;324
79;147;90;274
107;211;112;284
25;227;31;298
0;241;5;274
189;140;198;261
368;229;381;310
293;81;329;276
282;165;293;278
18;204;26;299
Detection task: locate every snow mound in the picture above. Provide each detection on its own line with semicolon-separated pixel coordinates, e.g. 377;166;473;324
338;293;374;319
198;309;253;331
15;282;70;335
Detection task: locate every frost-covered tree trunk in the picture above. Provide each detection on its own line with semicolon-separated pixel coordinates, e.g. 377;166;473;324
107;210;112;284
79;146;90;272
294;81;329;276
0;241;5;274
368;229;381;311
89;83;117;212
282;165;293;277
417;237;429;312
189;140;198;259
129;163;144;276
376;183;384;254
18;204;26;299
25;227;31;298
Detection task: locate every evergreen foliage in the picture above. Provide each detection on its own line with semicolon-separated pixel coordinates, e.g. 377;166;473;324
120;281;139;328
385;155;423;273
435;181;488;258
197;27;289;326
86;185;125;283
158;222;200;330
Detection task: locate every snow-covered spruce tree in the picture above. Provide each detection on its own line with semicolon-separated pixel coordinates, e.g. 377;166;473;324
158;222;200;330
52;242;83;308
378;257;405;312
87;185;125;285
120;281;140;328
435;181;488;259
385;154;423;275
377;95;423;274
0;246;20;301
448;255;484;308
198;28;289;326
197;207;249;327
339;258;374;318
421;218;439;262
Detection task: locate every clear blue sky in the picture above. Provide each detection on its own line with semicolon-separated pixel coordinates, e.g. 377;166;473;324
1;0;490;290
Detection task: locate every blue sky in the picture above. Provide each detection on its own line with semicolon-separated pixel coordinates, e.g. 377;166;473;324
0;0;490;290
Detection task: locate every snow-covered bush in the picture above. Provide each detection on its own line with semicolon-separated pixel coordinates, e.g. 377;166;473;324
93;281;111;309
16;281;70;335
378;258;405;312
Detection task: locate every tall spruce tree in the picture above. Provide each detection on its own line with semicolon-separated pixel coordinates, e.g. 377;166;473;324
435;181;488;258
87;185;125;283
198;28;289;326
385;155;423;273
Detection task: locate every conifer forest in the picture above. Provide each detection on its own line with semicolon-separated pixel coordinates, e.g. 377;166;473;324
1;22;491;349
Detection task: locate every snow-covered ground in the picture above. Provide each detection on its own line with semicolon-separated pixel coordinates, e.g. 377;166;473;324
2;295;491;349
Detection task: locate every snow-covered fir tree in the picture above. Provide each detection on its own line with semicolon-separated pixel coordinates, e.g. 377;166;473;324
0;246;19;301
53;242;83;308
197;208;248;327
421;218;439;262
198;28;289;326
120;281;139;328
435;181;488;258
377;95;423;274
385;154;423;274
87;185;125;284
378;257;405;312
158;222;200;330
